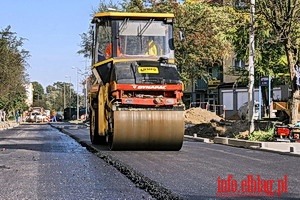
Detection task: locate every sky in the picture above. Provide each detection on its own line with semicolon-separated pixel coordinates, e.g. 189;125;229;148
0;0;105;93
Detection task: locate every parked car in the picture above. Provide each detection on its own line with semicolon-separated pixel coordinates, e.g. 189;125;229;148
41;114;50;122
27;111;43;122
56;113;63;121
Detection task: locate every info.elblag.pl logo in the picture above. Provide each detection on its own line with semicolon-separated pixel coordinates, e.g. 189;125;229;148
216;174;288;197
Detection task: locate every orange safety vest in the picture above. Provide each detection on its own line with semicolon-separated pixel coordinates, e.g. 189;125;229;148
105;43;122;58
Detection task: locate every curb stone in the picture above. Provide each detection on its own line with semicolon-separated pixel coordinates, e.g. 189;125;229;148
185;135;300;157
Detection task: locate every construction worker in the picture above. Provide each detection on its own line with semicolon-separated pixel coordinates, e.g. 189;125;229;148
145;39;157;56
105;43;122;58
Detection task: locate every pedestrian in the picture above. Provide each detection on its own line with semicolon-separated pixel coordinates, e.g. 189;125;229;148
3;110;6;122
51;110;57;122
15;110;19;123
0;110;3;122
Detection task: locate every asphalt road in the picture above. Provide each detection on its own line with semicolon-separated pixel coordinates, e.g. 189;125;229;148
54;123;300;200
0;124;154;200
1;123;300;200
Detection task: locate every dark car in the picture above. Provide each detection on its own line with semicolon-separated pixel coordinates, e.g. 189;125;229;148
56;113;63;121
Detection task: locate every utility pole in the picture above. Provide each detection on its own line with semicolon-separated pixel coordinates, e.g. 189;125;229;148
63;83;66;109
65;75;72;120
72;66;79;120
76;68;79;120
85;79;88;119
78;64;89;121
248;0;255;133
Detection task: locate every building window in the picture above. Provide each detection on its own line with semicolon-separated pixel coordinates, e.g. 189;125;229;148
233;58;246;73
235;0;250;8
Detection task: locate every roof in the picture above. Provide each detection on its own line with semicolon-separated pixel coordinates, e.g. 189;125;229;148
92;12;174;22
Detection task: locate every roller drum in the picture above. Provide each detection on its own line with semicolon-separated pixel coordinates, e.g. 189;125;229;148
111;110;184;150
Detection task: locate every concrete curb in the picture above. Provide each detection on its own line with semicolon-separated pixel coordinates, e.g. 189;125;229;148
213;136;300;156
184;135;213;143
184;135;300;157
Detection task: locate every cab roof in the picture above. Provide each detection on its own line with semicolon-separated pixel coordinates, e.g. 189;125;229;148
92;12;174;23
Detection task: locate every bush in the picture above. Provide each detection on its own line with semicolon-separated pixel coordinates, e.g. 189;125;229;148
248;128;274;142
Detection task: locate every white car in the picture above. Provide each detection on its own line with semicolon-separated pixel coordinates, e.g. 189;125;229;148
27;112;43;122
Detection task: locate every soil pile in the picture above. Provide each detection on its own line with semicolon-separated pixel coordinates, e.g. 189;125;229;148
184;108;249;139
184;108;223;124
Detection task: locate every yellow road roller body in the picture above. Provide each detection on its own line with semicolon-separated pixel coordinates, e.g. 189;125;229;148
89;12;185;150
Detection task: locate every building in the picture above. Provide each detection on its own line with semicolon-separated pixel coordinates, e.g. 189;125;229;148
182;0;251;119
24;83;34;107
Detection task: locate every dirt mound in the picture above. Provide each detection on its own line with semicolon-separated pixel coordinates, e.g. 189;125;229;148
184;108;249;138
184;108;223;124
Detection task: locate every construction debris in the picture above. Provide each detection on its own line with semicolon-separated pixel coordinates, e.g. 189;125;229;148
184;108;249;139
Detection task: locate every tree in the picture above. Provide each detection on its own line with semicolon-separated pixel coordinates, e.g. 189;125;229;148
228;3;290;118
32;81;44;100
257;0;300;123
44;82;78;112
175;2;236;83
0;26;30;115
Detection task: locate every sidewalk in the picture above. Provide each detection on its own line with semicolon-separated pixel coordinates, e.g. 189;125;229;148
0;121;19;131
186;134;300;156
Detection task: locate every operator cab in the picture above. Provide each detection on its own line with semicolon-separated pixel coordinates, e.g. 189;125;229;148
92;12;175;63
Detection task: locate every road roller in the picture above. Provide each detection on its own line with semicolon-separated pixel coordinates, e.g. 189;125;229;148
89;12;185;150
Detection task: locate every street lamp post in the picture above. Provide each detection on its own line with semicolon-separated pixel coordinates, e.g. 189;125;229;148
85;78;88;119
81;74;89;120
65;75;72;120
72;67;79;120
77;68;89;121
63;83;66;109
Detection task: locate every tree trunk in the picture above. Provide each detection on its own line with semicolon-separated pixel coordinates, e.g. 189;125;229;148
291;94;300;124
285;42;299;124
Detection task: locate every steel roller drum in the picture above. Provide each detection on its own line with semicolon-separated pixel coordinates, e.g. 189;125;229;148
111;110;184;150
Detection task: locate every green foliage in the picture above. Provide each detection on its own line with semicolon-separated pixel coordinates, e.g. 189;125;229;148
43;81;78;112
248;128;274;142
255;0;300;123
0;26;29;113
77;28;94;58
122;0;147;12
229;4;293;88
174;3;237;84
32;81;44;100
78;0;300;96
257;0;300;80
